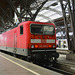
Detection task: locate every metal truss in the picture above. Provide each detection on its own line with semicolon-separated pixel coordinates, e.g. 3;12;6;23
60;0;75;51
0;0;64;33
38;0;63;25
7;0;21;22
37;14;54;23
41;3;62;16
56;26;66;39
30;0;48;21
0;7;14;24
0;6;14;32
7;0;48;21
0;0;48;32
0;0;69;38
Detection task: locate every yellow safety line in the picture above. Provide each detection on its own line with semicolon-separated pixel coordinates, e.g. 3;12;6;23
0;54;40;75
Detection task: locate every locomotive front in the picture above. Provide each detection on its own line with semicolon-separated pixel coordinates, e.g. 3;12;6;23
28;22;59;64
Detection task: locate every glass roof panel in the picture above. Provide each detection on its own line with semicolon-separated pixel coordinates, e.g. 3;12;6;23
49;14;62;20
36;0;63;22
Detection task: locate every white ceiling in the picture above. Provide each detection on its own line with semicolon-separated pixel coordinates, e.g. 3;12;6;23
35;0;63;22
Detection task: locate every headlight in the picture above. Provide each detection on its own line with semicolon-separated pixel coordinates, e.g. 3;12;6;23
53;45;55;48
31;45;34;48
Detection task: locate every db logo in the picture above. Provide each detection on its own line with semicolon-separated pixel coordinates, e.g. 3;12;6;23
41;39;46;43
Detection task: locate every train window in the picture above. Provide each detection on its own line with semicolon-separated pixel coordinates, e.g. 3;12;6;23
30;24;55;35
20;25;23;35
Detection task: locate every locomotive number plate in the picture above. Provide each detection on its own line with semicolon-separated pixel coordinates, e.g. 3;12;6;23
41;39;46;43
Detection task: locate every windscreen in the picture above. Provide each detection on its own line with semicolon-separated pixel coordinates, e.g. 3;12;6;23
31;24;55;35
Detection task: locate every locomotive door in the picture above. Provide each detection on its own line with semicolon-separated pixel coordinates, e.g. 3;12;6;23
14;32;17;48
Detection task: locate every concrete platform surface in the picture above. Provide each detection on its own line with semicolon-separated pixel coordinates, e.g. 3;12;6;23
0;52;62;75
58;54;75;65
56;49;69;54
57;54;75;74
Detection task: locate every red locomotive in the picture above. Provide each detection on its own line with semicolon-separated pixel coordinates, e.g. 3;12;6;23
0;21;59;64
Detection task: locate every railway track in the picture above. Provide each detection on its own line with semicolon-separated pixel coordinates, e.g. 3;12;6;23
45;66;72;75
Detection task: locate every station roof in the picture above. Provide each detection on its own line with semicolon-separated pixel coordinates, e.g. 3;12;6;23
0;0;64;33
36;0;62;22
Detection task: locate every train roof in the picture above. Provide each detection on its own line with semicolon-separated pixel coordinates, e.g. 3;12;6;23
2;21;55;34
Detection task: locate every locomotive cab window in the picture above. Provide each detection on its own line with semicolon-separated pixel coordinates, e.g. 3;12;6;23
30;24;55;35
20;25;23;35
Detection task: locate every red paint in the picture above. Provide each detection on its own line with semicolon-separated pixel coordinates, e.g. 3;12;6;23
0;21;56;49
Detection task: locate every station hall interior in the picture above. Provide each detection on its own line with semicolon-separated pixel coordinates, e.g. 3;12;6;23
0;0;75;75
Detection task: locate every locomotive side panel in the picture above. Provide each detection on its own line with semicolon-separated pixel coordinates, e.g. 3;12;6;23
17;22;30;49
0;22;31;56
16;22;32;56
0;28;17;52
16;22;29;56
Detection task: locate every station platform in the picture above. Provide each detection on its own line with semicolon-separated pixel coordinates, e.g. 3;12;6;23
56;49;69;54
57;54;75;74
0;52;62;75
